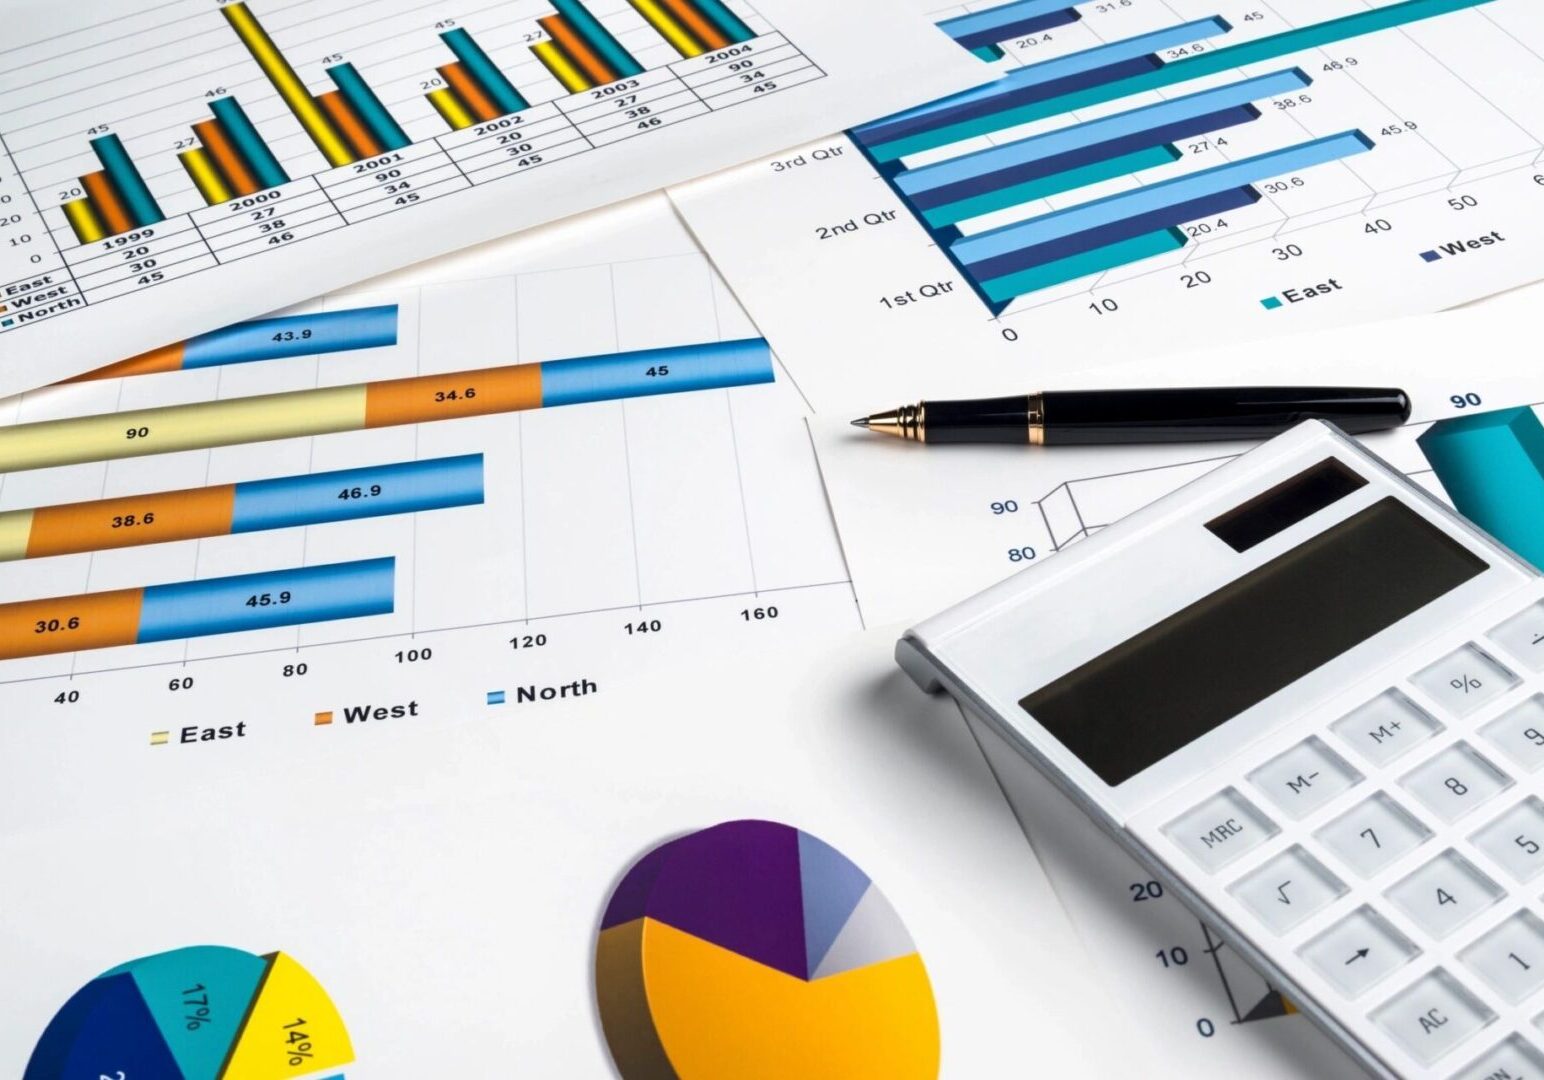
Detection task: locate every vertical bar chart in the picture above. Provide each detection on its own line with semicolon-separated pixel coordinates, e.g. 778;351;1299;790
440;29;529;116
62;137;164;243
534;0;645;90
181;98;291;207
629;0;756;57
327;64;412;152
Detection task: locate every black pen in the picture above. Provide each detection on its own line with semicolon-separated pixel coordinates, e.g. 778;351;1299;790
850;386;1411;445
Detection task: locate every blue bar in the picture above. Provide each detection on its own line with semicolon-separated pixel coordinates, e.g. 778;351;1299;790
136;558;395;642
955;130;1374;264
856;16;1231;136
539;338;773;407
971;185;1260;281
550;0;644;78
912;104;1256;213
1419;408;1544;569
90;135;164;227
938;0;1078;40
326;64;411;151
209;98;291;190
899;68;1312;196
440;28;529;115
956;9;1081;54
231;455;484;532
183;305;398;369
856;56;1161;150
693;0;755;42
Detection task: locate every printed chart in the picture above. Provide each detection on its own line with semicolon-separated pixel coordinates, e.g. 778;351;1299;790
673;0;1544;408
0;199;851;745
26;945;350;1080
0;0;984;391
596;819;939;1079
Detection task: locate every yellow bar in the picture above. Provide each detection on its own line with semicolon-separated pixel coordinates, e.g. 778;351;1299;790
222;2;354;167
426;87;475;131
533;40;593;93
62;199;106;245
629;0;704;56
178;147;233;206
0;510;33;562
0;385;368;472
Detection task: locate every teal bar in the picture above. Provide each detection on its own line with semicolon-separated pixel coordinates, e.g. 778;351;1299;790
875;0;1494;161
440;29;529;115
921;144;1182;227
327;63;411;150
89;135;164;227
209;97;290;189
692;0;755;43
971;45;1005;61
981;227;1187;302
1419;407;1544;569
551;0;644;78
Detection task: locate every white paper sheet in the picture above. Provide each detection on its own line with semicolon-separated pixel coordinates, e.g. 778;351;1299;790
0;0;988;394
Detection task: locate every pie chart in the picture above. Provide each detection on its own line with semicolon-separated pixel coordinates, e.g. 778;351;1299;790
595;819;940;1079
25;945;352;1080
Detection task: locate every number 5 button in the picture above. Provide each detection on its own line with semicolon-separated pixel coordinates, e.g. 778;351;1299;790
1471;797;1544;883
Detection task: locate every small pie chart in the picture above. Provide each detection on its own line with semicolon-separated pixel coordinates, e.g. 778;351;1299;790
25;944;352;1080
595;819;940;1079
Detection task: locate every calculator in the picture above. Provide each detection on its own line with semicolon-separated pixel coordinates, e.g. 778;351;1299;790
898;421;1544;1079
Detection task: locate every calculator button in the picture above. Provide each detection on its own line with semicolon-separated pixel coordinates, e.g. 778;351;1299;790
1163;787;1280;872
1482;695;1544;773
1316;793;1432;877
1298;906;1419;998
1412;644;1519;718
1402;743;1514;823
1371;969;1495;1066
1333;690;1443;766
1386;850;1505;938
1459;911;1544;1004
1490;602;1544;672
1448;1034;1544;1080
1227;845;1347;934
1247;736;1362;819
1470;798;1544;883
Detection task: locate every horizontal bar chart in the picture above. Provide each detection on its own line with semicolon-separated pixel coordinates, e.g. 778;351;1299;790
0;455;482;561
980;227;1189;302
1419;408;1544;569
940;1;1082;61
72;305;399;381
1;338;773;471
0;558;394;660
953;131;1375;267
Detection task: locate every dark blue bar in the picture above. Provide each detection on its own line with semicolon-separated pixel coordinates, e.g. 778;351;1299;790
953;8;1081;52
855;55;1161;150
908;104;1261;212
972;186;1262;283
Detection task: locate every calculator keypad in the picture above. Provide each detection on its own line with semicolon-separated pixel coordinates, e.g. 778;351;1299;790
1144;607;1544;1076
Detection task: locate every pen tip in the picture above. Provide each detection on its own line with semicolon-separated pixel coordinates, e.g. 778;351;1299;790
850;417;870;428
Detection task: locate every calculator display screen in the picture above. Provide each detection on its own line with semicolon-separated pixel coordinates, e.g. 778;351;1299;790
1020;498;1487;786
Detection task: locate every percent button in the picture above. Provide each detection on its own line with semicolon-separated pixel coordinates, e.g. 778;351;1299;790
1412;643;1518;717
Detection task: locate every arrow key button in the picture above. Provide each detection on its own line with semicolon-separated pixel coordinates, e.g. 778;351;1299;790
1300;906;1420;998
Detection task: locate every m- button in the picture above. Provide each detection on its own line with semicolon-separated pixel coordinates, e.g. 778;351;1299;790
1164;787;1281;872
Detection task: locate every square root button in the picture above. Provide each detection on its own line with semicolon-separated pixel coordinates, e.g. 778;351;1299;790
1370;969;1494;1066
1162;787;1280;872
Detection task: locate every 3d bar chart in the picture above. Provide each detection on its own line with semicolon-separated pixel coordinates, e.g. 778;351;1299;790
3;337;773;471
628;0;761;57
0;557;394;660
61;136;166;244
939;1;1082;62
0;455;483;561
850;0;1494;313
534;0;646;92
73;305;399;381
1419;408;1544;569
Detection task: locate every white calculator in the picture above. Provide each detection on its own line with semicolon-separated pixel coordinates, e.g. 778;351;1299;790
898;421;1544;1079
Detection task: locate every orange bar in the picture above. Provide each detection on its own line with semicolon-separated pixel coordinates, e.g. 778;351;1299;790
0;588;143;660
65;342;186;383
659;0;729;49
26;485;237;559
317;90;382;158
438;63;501;123
539;16;618;86
363;363;542;428
80;171;133;236
194;119;259;197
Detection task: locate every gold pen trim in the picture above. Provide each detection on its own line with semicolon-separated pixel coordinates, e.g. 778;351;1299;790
1028;392;1045;446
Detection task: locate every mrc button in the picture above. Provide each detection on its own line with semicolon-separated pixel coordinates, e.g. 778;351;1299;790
1163;787;1281;872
